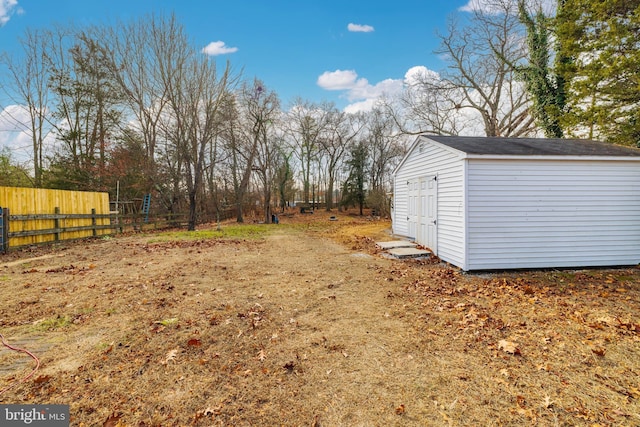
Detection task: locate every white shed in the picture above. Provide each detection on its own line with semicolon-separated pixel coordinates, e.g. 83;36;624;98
392;135;640;271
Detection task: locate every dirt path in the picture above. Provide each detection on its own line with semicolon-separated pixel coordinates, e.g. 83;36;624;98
236;231;430;425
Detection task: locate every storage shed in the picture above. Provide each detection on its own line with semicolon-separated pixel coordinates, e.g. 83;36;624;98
392;135;640;270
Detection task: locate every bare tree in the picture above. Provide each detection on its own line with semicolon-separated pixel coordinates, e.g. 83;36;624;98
274;149;294;212
158;26;236;230
222;81;274;223
244;80;281;223
436;0;535;137
284;99;330;204
0;28;53;186
101;14;188;178
217;96;246;222
392;70;467;136
365;107;405;191
318;105;363;211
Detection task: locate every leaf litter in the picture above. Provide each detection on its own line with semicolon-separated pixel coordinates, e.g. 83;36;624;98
0;210;639;426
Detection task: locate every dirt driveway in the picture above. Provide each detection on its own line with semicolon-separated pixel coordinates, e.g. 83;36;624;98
1;211;639;426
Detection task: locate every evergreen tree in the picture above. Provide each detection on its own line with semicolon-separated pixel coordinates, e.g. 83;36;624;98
340;141;368;216
0;149;33;187
556;0;640;145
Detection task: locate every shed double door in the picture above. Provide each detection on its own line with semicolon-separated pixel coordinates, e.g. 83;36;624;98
408;176;437;253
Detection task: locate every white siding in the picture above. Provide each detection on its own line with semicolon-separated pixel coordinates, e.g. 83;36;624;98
466;159;640;270
392;174;409;237
393;138;466;267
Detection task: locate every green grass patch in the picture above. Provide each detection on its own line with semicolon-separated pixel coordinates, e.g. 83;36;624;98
32;315;72;331
148;224;274;243
155;317;179;326
96;342;113;351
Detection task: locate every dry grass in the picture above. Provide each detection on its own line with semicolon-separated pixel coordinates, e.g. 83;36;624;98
0;209;639;426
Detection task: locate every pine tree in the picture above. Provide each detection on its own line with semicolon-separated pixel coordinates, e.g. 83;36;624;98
340;141;368;216
556;0;640;145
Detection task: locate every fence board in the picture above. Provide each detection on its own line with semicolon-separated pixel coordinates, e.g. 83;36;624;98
0;186;111;248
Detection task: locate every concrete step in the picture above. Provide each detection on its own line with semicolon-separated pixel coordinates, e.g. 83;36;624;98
386;247;432;259
376;240;417;250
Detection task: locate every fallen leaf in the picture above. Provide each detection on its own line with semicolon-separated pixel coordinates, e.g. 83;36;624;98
161;348;179;365
592;348;606;357
257;349;266;361
103;413;122;427
34;375;51;384
498;339;521;355
187;338;202;347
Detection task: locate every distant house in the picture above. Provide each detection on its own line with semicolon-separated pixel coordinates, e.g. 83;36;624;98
392;135;640;271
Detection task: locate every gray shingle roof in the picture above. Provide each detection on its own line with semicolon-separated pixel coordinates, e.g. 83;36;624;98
425;135;640;157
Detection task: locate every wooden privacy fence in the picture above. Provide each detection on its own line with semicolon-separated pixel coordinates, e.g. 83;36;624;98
0;186;111;250
0;187;238;252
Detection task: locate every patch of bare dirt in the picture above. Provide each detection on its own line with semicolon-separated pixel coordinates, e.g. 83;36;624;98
1;209;639;426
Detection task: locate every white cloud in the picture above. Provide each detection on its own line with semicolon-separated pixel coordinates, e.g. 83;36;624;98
317;69;365;91
0;104;28;134
404;66;441;87
317;69;404;113
0;104;34;161
0;0;19;26
347;78;402;102
344;98;379;115
201;41;238;56
0;104;58;166
347;23;374;33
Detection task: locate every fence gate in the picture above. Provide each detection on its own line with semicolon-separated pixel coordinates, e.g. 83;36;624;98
0;207;7;253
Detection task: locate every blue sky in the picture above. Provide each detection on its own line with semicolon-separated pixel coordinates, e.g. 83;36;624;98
0;0;474;113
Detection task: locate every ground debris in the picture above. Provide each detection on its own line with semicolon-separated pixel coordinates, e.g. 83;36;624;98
0;212;638;426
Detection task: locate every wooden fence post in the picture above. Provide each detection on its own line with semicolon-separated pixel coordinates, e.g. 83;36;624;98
54;207;61;242
0;207;8;253
92;208;97;237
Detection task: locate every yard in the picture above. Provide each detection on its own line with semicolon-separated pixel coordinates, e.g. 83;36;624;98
0;210;638;426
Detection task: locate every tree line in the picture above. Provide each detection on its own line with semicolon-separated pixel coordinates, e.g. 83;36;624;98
1;0;638;229
0;14;405;228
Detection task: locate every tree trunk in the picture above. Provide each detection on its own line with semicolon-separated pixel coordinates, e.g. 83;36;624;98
326;176;334;211
188;190;197;231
